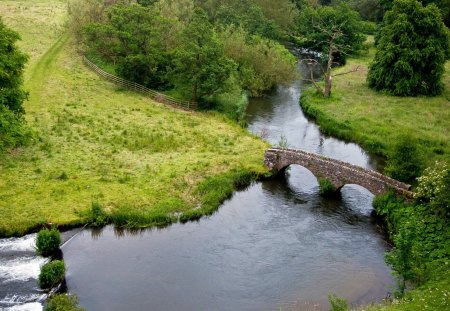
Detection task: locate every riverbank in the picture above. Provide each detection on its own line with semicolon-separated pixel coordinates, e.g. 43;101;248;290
300;38;450;311
300;38;450;168
0;0;268;237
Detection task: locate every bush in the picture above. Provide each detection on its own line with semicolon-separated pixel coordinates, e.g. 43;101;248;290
36;228;61;257
384;135;423;184
44;294;85;311
414;161;450;216
318;178;336;196
328;293;348;311
38;260;65;289
86;202;108;227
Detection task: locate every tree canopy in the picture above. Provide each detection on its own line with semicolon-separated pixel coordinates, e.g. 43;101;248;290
367;0;450;96
0;18;30;151
295;3;365;64
0;18;28;114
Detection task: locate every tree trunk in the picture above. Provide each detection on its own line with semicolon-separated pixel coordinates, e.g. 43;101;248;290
324;45;334;97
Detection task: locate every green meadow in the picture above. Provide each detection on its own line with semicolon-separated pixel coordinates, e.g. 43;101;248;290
0;0;268;236
301;37;450;167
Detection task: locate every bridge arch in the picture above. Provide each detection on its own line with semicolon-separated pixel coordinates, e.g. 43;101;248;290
264;148;412;197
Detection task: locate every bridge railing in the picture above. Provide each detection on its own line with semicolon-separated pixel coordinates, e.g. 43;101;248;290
83;56;197;111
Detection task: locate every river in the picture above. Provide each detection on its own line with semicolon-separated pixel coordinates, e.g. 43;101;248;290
0;62;395;310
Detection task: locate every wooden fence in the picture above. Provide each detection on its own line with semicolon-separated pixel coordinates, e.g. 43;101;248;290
83;56;197;111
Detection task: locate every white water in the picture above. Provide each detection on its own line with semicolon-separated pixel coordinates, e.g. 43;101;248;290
0;257;47;284
0;235;36;253
0;234;46;310
2;302;43;311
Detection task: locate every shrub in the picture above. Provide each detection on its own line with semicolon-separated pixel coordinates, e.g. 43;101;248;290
36;228;61;257
44;294;85;311
328;293;348;311
86;202;108;227
384;135;423;184
0;105;32;152
414;161;450;216
319;178;336;196
38;260;65;289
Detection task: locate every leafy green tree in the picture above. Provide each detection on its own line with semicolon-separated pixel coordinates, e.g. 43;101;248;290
83;4;176;89
380;0;450;26
0;18;31;152
0;18;28;114
296;3;365;63
172;8;236;102
367;0;450;96
220;27;296;96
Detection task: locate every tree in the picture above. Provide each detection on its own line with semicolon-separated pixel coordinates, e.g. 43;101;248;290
0;18;28;114
380;0;450;26
172;8;236;102
0;18;30;152
297;4;364;97
367;0;450;96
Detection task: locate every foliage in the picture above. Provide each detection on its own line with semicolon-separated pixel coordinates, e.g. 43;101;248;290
374;192;450;294
219;27;297;96
349;0;385;22
0;18;31;152
38;260;65;289
318;178;336;196
367;0;450;96
216;3;281;39
380;0;450;26
68;0;113;41
0;18;28;115
36;228;61;257
328;293;349;311
172;8;236;101
86;202;108;227
414;161;450;216
384;135;423;184
296;3;365;63
0;105;32;152
44;294;85;311
83;3;175;90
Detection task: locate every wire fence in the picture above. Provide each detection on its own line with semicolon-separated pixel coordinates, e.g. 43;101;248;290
83;56;197;111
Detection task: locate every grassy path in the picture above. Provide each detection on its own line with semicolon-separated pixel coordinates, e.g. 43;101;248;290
27;32;70;103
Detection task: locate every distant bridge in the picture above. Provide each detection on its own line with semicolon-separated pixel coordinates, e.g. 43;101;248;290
264;148;412;197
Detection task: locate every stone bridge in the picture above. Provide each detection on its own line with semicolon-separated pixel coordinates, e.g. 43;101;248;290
264;148;412;197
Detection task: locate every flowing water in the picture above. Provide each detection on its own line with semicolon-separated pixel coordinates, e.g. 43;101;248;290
0;234;47;311
1;61;395;310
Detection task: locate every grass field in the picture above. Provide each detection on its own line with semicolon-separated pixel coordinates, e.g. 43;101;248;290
0;0;268;236
300;38;450;167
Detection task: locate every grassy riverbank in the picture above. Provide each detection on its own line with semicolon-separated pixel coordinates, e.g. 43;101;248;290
300;38;450;311
0;0;268;237
300;38;450;167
